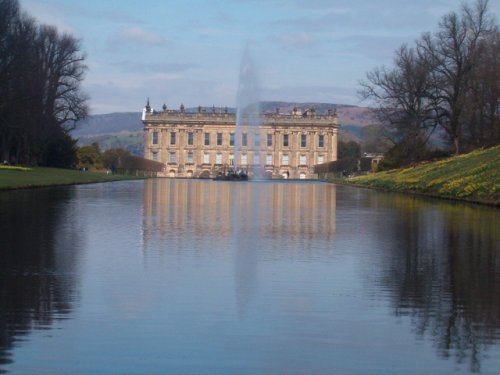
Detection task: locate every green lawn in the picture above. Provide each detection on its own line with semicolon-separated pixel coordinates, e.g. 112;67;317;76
0;166;141;190
347;145;500;206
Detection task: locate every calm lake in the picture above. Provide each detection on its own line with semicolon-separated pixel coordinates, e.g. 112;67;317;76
1;179;499;374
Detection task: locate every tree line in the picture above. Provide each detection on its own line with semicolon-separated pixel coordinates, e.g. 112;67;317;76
77;143;164;175
0;0;88;167
360;0;499;168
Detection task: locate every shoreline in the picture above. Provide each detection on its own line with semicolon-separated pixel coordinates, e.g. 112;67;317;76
335;179;499;208
0;167;144;191
326;146;499;208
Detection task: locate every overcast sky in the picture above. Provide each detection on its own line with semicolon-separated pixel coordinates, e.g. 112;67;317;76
21;0;500;114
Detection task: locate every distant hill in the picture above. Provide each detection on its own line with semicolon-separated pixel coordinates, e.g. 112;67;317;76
261;101;376;126
259;102;378;144
72;102;381;156
73;112;143;137
74;102;379;137
76;132;144;156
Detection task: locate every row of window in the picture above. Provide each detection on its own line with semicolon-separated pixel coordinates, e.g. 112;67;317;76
151;151;325;166
152;131;325;148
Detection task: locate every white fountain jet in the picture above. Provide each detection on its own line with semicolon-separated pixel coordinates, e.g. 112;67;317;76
234;45;261;177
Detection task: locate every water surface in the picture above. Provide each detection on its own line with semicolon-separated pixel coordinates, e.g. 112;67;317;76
1;179;499;374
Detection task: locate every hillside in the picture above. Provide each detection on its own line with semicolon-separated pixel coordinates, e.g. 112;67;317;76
260;102;376;126
72;112;144;155
73;112;143;137
348;146;500;206
76;132;144;156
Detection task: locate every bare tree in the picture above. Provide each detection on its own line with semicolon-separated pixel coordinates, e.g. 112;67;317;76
0;0;88;165
0;0;21;161
462;29;500;149
360;44;436;163
0;3;38;163
35;25;88;132
418;0;496;154
30;25;88;164
360;0;498;160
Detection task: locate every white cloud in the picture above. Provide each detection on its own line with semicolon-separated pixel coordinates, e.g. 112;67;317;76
25;0;494;114
113;61;199;73
21;2;77;35
110;27;169;46
85;76;235;114
274;32;317;47
332;34;409;62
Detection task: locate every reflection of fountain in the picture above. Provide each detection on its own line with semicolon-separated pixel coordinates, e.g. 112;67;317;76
141;179;338;319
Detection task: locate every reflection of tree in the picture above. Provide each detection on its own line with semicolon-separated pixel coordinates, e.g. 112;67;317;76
373;196;499;373
0;188;80;372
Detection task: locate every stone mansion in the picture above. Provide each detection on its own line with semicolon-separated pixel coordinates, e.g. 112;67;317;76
142;101;340;179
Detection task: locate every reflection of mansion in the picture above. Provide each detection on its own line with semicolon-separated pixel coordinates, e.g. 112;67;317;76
142;100;339;179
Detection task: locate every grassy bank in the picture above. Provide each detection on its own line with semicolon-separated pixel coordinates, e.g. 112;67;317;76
346;145;500;206
0;166;142;190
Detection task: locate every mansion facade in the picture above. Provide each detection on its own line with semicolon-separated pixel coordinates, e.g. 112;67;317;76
142;101;340;179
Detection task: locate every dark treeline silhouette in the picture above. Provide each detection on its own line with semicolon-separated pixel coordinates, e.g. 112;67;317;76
364;194;500;373
0;189;80;372
0;0;88;167
360;0;499;167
